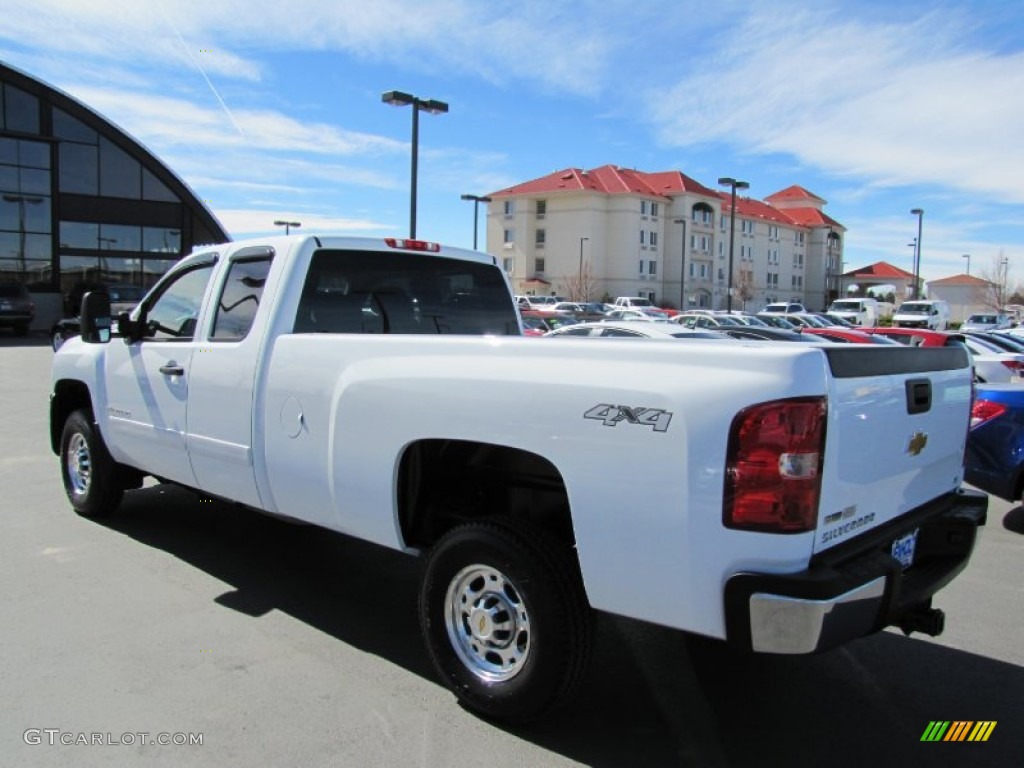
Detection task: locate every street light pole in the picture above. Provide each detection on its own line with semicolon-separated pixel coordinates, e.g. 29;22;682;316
460;194;491;250
274;220;301;235
674;218;687;310
718;177;749;312
910;208;924;300
578;237;589;301
963;253;971;276
382;90;449;239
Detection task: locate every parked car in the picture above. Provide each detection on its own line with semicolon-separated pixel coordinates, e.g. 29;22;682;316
520;310;580;336
756;313;801;330
960;335;1024;384
762;301;807;314
670;313;744;329
544;320;728;339
827;298;879;326
860;327;964;348
717;326;823;343
961;313;1013;332
51;283;147;351
801;327;897;344
892;300;950;330
0;282;36;337
551;302;607;321
715;311;771;327
965;384;1024;502
602;308;670;322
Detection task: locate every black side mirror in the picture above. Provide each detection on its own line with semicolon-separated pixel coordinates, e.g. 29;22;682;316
115;311;141;343
80;291;112;344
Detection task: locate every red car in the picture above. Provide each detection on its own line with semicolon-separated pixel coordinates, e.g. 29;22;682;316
801;327;893;344
860;327;965;347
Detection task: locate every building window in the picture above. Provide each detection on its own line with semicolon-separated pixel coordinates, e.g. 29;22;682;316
2;84;40;134
768;225;779;239
502;257;513;273
650;231;658;248
534;258;545;273
651;202;659;218
536;199;546;218
741;220;754;235
649;260;657;276
535;228;545;247
640;230;646;245
638;259;645;275
503;228;514;244
640;200;648;216
504;200;515;217
795;231;805;245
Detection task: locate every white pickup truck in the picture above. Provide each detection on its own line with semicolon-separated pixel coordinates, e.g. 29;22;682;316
50;235;986;723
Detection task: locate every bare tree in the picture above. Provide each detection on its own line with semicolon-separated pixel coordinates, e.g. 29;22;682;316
734;269;756;310
562;261;599;302
975;251;1013;310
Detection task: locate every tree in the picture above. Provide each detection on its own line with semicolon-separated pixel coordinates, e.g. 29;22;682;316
975;251;1013;310
562;260;600;302
734;269;756;309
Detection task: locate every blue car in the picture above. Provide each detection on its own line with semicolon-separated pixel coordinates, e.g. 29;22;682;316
965;384;1024;502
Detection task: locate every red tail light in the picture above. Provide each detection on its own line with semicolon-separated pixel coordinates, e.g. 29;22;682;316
1000;359;1024;374
723;397;826;533
970;398;1006;428
384;238;441;252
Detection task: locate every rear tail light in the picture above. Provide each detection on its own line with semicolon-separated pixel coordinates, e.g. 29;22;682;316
999;359;1024;374
384;238;441;252
723;397;826;533
970;398;1006;428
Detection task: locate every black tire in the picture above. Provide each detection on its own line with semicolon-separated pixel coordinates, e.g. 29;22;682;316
419;517;592;723
60;409;124;518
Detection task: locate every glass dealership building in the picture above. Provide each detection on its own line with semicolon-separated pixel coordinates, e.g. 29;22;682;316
0;62;229;326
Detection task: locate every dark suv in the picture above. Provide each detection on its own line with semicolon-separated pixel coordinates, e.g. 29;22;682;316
0;282;35;336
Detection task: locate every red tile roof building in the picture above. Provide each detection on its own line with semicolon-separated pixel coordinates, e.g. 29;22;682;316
486;165;849;310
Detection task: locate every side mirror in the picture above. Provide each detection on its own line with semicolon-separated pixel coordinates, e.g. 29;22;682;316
80;291;112;344
115;311;141;343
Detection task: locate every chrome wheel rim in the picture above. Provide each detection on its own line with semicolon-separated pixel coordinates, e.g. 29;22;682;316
67;433;91;495
445;564;531;682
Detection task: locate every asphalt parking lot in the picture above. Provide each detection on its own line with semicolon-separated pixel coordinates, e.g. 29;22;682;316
2;334;1022;767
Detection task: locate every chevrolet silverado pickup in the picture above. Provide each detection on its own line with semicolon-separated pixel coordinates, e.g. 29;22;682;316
50;234;986;723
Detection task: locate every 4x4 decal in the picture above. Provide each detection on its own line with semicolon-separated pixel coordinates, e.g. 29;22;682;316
584;404;673;433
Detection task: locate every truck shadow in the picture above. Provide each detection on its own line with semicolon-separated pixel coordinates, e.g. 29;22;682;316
106;484;1023;768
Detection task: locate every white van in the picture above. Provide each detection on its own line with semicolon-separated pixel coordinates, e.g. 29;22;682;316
892;300;950;330
828;298;879;326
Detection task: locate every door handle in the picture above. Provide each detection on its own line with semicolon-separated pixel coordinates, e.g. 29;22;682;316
159;362;185;376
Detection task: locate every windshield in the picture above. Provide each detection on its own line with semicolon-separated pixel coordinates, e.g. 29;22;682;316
831;301;862;311
967;315;996;324
899;303;931;314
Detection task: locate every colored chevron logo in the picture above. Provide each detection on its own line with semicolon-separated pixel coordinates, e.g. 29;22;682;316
921;721;997;742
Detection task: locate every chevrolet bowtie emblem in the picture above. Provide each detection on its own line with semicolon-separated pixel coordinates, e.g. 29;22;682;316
906;431;928;456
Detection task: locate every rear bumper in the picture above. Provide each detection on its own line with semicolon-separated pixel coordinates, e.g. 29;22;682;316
724;488;987;654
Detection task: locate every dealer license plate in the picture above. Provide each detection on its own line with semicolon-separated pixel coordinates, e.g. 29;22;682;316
891;528;919;570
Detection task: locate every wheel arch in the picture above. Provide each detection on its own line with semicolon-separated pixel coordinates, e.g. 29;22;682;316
397;439;575;552
50;379;94;455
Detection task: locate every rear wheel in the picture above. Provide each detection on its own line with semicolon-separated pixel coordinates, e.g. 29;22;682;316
60;409;124;518
419;517;592;723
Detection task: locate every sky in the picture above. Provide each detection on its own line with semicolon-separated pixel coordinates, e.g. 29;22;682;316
2;0;1022;286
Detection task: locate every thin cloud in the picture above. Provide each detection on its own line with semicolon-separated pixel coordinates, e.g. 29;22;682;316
216;208;395;238
649;7;1024;202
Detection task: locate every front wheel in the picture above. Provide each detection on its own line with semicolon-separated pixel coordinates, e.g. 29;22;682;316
419;517;592;723
60;409;124;518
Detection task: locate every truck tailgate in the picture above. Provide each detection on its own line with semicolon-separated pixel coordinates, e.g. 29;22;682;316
814;346;973;554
